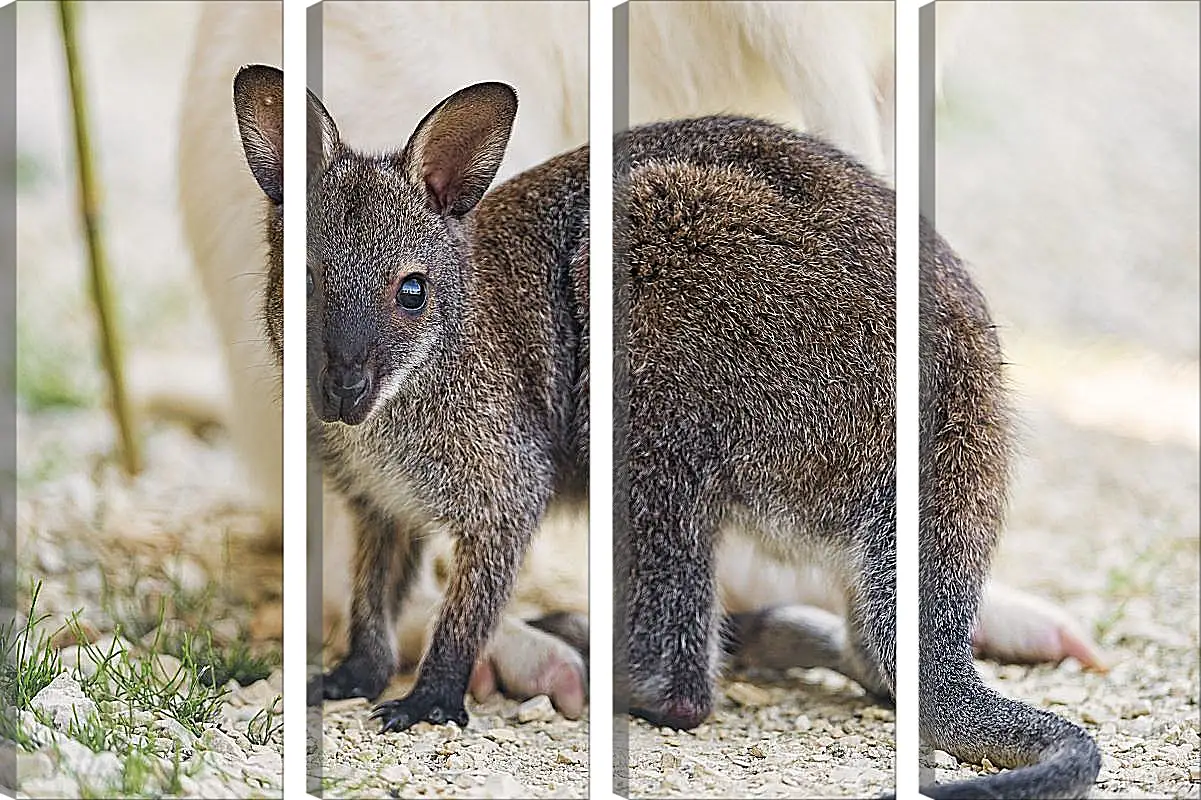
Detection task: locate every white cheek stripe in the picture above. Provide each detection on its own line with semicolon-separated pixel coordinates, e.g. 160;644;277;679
368;333;437;414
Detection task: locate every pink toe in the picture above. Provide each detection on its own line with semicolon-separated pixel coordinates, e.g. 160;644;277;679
469;659;498;702
546;662;586;720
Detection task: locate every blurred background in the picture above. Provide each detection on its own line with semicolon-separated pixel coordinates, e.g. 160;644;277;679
9;3;282;797
934;1;1198;795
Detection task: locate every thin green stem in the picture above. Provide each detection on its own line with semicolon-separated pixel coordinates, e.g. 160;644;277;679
57;0;141;476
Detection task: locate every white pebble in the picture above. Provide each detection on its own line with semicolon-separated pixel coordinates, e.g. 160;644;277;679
31;672;97;731
516;694;556;723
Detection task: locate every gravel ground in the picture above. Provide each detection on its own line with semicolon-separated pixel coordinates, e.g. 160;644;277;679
10;409;284;799
627;675;893;798
312;689;587;798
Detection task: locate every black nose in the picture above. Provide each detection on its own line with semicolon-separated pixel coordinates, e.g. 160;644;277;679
323;366;371;417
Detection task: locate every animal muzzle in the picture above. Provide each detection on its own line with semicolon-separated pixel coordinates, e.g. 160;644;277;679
319;364;373;424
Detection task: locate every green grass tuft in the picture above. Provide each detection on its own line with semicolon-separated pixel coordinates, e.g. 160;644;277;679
247;695;283;746
100;572;279;688
66;611;229;738
0;582;64;711
67;705;117;752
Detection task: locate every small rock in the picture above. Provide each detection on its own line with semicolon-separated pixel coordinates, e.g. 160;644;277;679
1044;685;1089;706
77;750;124;786
208;618;241;645
16;751;55;781
829;765;863;782
58;646;86;676
380;764;413;784
50;620;97;649
1189;765;1200;782
242;760;278;783
201;727;246;760
249;601;283;641
445;753;474;770
88;635;134;662
31;672;97;730
37;543;67;574
470;736;499;754
196;750;235;777
557;750;581;765
516;694;556;723
1123;701;1152;718
484;727;517;743
153;654;185;685
225;701;265;725
473;771;528;798
930;750;961;770
49;733;94;769
726;681;773;707
1126;715;1155;737
794;714;813;731
153;716;197;746
19;775;80;798
237;679;277;708
72;566;103;597
165;556;209;594
748;744;767;758
246;751;282;775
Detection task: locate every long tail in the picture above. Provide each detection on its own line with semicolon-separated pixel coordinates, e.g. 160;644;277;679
921;662;1100;799
917;216;1100;798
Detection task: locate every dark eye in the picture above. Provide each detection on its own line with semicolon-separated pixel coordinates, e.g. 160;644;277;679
306;268;314;298
397;274;427;312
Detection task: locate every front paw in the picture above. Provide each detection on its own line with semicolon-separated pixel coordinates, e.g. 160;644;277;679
371;690;469;733
307;655;393;705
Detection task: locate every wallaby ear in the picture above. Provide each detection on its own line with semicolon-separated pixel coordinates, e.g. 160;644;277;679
233;64;284;205
307;88;340;181
400;82;517;218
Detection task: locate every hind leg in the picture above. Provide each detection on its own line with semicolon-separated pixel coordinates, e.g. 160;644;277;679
724;604;889;700
620;467;721;730
842;507;897;701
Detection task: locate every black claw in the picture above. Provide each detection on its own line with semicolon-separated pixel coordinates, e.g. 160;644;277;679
374;701;413;733
371;693;469;733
